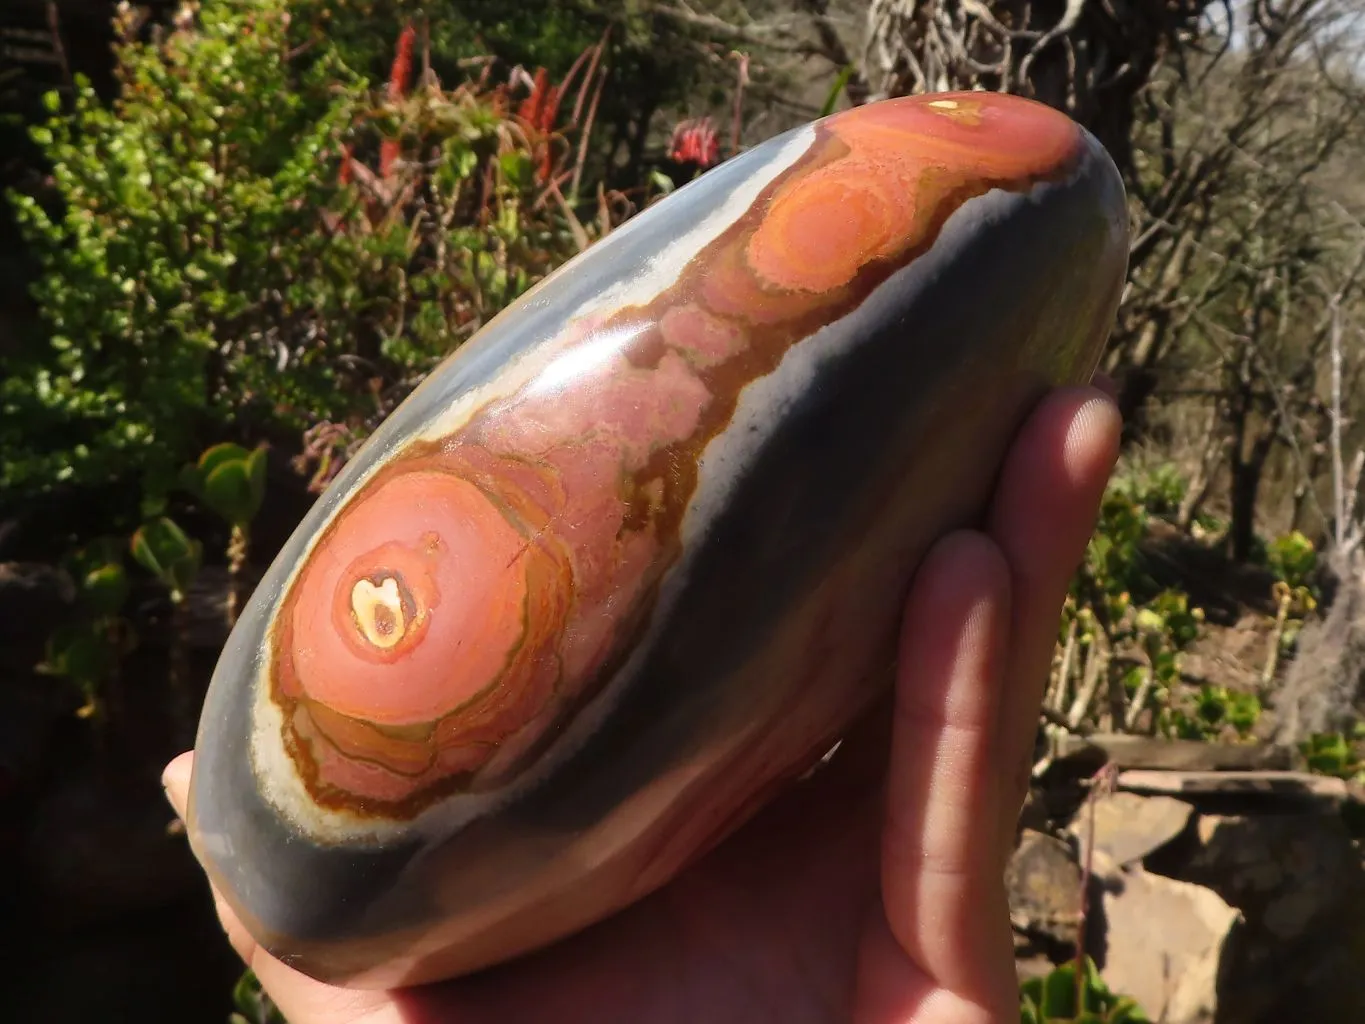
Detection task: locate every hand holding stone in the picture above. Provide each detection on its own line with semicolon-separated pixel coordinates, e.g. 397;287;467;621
174;91;1129;1002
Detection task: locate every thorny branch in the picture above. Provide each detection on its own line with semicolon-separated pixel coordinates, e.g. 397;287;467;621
860;0;1215;174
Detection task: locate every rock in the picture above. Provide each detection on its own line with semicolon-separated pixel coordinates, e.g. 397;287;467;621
1008;829;1083;948
1117;769;1352;806
1046;733;1293;772
1077;793;1365;1022
1182;812;1361;931
0;561;74;665
1097;856;1240;1024
188;92;1130;987
1179;811;1365;1022
1070;791;1193;868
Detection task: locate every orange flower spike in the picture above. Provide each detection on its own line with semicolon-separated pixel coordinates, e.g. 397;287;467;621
387;24;416;104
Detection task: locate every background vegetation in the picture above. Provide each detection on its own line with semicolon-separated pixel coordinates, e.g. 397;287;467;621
2;0;1363;1020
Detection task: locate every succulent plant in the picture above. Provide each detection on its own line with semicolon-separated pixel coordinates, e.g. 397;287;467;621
1019;958;1151;1024
131;516;204;605
39;537;134;721
181;442;267;624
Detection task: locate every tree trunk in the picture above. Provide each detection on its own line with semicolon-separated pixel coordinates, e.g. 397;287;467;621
1276;544;1365;745
859;0;1217;181
1229;422;1277;562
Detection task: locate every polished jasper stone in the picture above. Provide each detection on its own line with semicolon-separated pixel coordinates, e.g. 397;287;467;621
187;91;1130;988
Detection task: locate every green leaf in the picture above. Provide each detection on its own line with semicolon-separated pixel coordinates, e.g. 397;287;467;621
131;516;191;575
231;968;258;1013
203;459;258;528
231;968;286;1024
197;442;252;482
1081;955;1108;1010
1018;957;1150;1022
183;443;267;528
1266;530;1317;588
82;563;130;618
1109;996;1152;1023
820;65;855;117
41;622;114;691
498;150;534;191
1134;608;1164;634
131;516;202;601
66;539;128;617
1041;963;1078;1017
648;170;676;197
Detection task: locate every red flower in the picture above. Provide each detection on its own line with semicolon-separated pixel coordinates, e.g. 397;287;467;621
380;138;401;178
669;118;720;169
388;24;416;103
517;67;560;134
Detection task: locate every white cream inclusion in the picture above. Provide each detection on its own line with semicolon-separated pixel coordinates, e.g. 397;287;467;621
351;576;406;649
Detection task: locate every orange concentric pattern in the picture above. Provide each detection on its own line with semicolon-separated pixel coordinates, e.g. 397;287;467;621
259;92;1087;823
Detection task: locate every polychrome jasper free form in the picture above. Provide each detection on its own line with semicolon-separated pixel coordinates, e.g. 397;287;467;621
188;91;1129;987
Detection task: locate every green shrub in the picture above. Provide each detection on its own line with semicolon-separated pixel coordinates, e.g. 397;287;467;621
4;0;366;499
1107;461;1188;520
1265;529;1318;590
293;0;731;184
1261;530;1319;672
1301;727;1365;782
181;441;267;621
10;2;660;726
229;969;285;1024
37;535;135;718
1020;957;1150;1023
1162;684;1262;741
1051;469;1207;734
130;515;203;605
3;1;628;512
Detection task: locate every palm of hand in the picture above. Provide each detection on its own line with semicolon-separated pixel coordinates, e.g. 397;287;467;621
164;385;1119;1024
412;733;894;1024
